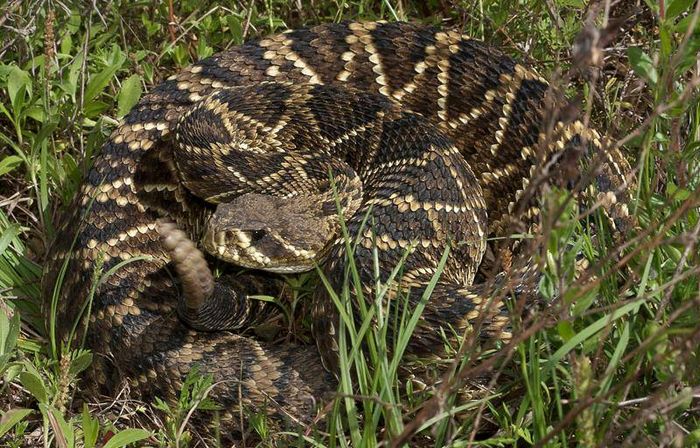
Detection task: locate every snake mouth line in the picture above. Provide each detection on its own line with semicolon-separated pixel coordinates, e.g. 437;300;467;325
202;229;317;273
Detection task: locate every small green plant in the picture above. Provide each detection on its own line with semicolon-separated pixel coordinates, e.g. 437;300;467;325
153;367;220;447
0;308;152;447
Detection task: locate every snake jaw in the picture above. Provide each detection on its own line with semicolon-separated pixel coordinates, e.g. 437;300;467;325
202;225;318;273
202;229;242;263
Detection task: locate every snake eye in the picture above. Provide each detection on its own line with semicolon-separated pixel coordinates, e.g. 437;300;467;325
249;229;266;242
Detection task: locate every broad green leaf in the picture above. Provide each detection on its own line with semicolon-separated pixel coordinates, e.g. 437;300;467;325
196;38;214;60
666;0;694;20
4;362;22;381
0;308;20;356
117;74;142;118
25;106;46;123
226;15;244;43
66;12;81;34
0;354;11;372
68;350;93;375
60;33;73;55
81;404;99;448
16;337;42;354
84;52;126;103
102;428;152;448
675;14;695;33
667;182;691;201
0;223;20;259
18;369;48;404
627;47;658;85
7;65;31;111
83;100;111;119
556;321;575;342
0;63;13;79
0;408;33;438
62;53;84;101
172;44;190;67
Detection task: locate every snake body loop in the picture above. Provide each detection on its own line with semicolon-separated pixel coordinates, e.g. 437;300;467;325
43;21;629;423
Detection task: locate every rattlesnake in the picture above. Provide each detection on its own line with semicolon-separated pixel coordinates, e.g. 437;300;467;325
42;21;629;424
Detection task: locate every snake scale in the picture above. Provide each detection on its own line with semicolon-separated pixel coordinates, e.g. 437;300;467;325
43;21;629;424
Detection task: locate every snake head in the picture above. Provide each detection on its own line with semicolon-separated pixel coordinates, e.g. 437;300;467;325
202;192;337;273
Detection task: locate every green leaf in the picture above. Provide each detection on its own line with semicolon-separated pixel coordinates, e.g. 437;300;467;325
196;38;214;60
0;354;11;373
102;428;152;448
44;404;75;448
627;47;658;86
0;222;20;255
642;0;660;14
117;74;142;118
83;100;111;119
66;12;81;33
555;0;584;6
141;62;154;84
60;33;73;55
172;44;190;67
0;408;33;438
4;362;23;381
7;65;31;112
62;53;84;101
666;0;694;20
81;404;99;448
18;369;48;404
0;63;13;79
570;283;599;316
25;106;46;123
68;350;93;376
667;182;691;201
675;14;695;33
556;321;575;342
546;299;644;373
84;51;126;103
659;24;673;60
0;308;20;356
226;15;244;43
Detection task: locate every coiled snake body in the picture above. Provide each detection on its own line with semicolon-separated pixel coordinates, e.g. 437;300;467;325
43;21;626;422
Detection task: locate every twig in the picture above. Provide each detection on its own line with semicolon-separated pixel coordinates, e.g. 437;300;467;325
168;0;177;43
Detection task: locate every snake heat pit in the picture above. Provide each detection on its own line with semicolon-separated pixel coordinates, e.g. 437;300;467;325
43;21;630;425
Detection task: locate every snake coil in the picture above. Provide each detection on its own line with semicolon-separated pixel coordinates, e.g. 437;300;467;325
43;21;630;424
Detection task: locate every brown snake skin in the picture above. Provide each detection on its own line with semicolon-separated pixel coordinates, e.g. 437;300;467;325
42;21;630;423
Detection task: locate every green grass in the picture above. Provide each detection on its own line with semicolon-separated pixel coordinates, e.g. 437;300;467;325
1;0;699;446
